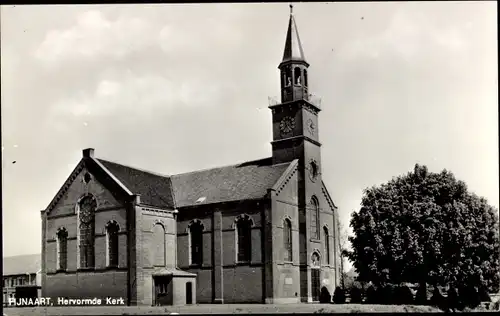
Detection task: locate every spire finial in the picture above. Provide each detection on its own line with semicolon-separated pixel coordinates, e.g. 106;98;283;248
289;3;293;15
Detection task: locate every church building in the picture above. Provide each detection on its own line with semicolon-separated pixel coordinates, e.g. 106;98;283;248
40;7;341;306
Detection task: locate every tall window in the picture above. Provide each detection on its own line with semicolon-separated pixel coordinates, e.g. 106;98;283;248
236;215;252;263
57;227;68;271
310;196;320;240
190;221;204;266
106;221;119;268
284;219;293;262
78;195;96;269
324;227;330;265
153;223;166;266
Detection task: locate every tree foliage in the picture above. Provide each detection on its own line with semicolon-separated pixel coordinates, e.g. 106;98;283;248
347;164;500;292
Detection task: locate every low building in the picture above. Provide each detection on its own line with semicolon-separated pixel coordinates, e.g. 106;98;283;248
3;254;41;306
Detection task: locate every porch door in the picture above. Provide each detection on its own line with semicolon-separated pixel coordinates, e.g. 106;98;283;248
186;282;193;304
154;276;170;306
311;269;320;302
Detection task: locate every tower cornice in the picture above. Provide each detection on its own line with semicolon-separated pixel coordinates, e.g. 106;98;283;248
271;135;322;148
268;99;321;115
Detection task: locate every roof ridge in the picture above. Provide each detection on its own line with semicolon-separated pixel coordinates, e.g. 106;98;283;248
171;157;274;178
97;158;171;179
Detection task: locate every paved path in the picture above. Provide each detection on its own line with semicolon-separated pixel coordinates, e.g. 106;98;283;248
3;303;442;315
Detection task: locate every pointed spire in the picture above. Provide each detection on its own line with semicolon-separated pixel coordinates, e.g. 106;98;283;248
281;4;307;65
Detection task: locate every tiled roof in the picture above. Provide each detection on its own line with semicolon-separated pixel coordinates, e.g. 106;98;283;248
96;157;292;209
3;254;41;276
171;158;291;208
97;159;175;209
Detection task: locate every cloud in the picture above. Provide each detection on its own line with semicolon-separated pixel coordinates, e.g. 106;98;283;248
48;73;224;121
34;10;156;64
338;10;467;61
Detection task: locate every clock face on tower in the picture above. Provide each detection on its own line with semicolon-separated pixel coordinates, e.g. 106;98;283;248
307;119;315;136
279;116;295;135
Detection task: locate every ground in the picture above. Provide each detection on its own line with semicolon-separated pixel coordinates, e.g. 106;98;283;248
3;304;444;315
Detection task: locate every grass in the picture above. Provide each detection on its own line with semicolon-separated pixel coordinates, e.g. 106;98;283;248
3;303;443;315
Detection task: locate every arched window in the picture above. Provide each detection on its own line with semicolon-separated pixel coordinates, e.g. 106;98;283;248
56;228;68;271
236;215;252;263
153;223;166;267
189;220;204;266
310;196;320;240
303;69;308;87
324;227;330;265
284;219;293;262
294;67;302;85
106;221;120;268
78;195;96;269
286;66;292;87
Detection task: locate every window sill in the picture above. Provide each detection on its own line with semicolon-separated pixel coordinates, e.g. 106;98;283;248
56;269;67;273
310;238;320;243
189;264;202;268
77;267;95;272
236;261;250;266
105;265;119;270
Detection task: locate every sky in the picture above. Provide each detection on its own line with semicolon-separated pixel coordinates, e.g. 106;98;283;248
1;2;498;263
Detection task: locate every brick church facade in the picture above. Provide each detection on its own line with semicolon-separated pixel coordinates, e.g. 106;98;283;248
40;7;341;306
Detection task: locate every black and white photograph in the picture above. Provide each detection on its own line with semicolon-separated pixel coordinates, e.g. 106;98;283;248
1;2;498;315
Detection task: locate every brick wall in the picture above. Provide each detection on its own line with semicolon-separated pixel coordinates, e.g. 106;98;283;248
135;206;177;306
42;164;130;304
45;271;127;304
177;201;266;303
268;163;302;303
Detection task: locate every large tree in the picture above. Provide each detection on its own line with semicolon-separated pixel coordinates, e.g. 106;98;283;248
347;164;500;292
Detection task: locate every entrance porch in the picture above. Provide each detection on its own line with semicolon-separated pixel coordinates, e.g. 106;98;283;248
152;269;196;306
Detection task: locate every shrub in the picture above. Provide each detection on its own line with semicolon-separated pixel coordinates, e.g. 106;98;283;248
460;286;481;309
394;285;414;305
333;286;346;304
319;286;331;303
364;285;378;304
493;300;500;311
349;286;363;304
377;284;395;304
447;286;460;312
429;286;445;309
478;286;491;302
415;284;429;305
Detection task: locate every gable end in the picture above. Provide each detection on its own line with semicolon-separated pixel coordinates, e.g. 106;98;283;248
45;159;86;214
321;180;337;212
272;159;299;195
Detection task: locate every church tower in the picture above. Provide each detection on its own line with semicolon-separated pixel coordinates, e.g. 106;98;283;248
270;5;328;302
270;4;322;182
